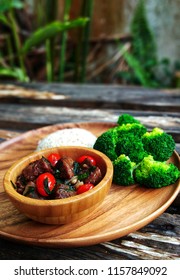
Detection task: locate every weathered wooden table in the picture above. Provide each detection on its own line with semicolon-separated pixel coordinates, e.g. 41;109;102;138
0;83;179;260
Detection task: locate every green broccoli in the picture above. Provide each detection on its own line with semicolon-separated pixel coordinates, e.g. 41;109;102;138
113;154;136;186
134;155;180;188
116;123;147;138
115;134;148;163
117;113;140;126
93;129;118;161
142;127;175;161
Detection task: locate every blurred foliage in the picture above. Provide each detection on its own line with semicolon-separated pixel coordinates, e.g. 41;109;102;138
0;0;23;12
117;0;177;88
21;19;89;54
0;0;178;87
0;0;91;82
0;67;27;81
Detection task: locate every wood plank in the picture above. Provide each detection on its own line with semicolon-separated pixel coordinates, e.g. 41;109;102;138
0;104;179;129
0;105;179;145
0;83;179;111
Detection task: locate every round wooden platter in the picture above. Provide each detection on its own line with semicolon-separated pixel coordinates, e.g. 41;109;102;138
0;122;179;248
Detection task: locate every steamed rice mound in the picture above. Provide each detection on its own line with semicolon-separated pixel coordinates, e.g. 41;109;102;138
36;128;97;151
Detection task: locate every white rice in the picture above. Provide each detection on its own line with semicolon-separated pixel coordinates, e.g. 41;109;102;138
36;128;97;151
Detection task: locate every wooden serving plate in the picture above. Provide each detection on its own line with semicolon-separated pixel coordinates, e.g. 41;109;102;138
0;122;179;248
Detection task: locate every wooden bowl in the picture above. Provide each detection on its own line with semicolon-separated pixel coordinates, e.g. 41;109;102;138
3;146;113;225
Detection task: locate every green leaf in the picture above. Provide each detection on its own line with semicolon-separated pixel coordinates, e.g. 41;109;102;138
0;14;11;26
0;0;23;13
73;161;80;175
23;186;35;196
0;67;29;82
0;0;11;13
122;50;151;87
43;177;52;195
22;18;89;54
78;171;89;181
67;186;76;192
11;0;23;9
131;0;157;67
10;180;17;190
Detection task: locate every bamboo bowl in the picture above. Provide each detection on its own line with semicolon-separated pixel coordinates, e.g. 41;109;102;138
3;146;113;225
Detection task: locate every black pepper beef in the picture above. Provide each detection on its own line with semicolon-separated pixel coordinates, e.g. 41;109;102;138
22;157;54;181
79;158;94;169
55;157;75;179
79;158;103;185
53;184;76;199
16;175;26;194
84;166;102;185
23;181;45;199
16;157;54;193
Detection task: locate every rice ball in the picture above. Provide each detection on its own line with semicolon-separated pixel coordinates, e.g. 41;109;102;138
36;128;97;151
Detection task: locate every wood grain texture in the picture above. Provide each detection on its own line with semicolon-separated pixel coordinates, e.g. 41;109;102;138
0;211;179;260
0;122;179;247
0;83;179;111
0;107;179;153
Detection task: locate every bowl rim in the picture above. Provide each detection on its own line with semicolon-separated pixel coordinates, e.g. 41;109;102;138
3;146;113;206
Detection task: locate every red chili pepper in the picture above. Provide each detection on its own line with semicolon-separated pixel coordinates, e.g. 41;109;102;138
76;155;96;166
77;183;94;194
47;153;61;167
36;172;56;197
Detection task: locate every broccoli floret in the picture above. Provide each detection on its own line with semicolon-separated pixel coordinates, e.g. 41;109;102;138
115;134;148;163
142;127;175;161
134;155;180;188
117;113;140;126
113;154;136;186
116;123;147;138
93;129;118;161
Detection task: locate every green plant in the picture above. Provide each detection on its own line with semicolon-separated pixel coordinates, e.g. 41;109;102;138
117;0;159;87
0;0;28;81
58;0;72;82
0;67;28;81
131;0;157;74
0;0;89;82
23;18;89;82
78;0;94;83
73;0;94;83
